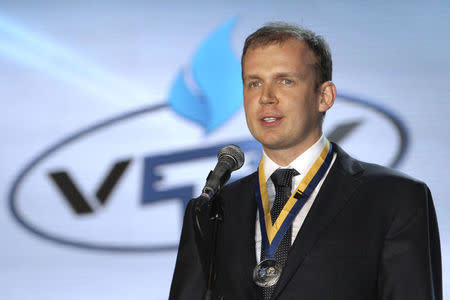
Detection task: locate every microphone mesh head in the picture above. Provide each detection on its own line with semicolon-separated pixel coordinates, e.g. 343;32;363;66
218;144;245;171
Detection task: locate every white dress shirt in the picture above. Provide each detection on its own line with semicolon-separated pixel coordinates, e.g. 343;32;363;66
255;135;337;262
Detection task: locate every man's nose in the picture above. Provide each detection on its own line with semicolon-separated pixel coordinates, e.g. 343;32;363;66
259;83;277;104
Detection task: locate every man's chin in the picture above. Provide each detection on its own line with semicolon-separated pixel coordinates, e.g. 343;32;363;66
253;133;285;149
260;141;290;152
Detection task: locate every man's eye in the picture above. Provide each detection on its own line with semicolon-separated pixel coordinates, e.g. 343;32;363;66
282;79;293;85
249;81;261;88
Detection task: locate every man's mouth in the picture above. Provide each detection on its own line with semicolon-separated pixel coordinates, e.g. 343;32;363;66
263;117;278;123
261;116;282;126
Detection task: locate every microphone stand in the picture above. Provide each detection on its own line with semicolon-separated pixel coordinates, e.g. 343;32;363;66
203;192;223;300
201;170;229;300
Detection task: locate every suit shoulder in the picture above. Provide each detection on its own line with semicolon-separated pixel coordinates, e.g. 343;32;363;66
358;160;426;187
333;142;426;188
333;144;430;210
350;160;432;214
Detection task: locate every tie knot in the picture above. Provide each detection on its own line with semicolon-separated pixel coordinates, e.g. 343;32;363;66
270;168;299;188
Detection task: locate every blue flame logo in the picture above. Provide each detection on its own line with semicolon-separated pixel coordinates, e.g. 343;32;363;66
168;16;243;133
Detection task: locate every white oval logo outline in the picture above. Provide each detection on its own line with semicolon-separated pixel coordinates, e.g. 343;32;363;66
8;95;409;253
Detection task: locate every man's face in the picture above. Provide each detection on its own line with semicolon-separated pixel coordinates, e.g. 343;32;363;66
242;39;324;157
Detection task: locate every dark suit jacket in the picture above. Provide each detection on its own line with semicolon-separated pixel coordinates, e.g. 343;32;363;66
169;143;442;300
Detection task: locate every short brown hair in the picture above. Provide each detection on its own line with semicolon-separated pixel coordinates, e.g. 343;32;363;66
242;22;332;90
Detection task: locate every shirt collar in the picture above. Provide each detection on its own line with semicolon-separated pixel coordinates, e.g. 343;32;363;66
262;135;326;182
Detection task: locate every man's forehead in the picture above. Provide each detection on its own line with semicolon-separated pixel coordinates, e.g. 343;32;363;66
243;38;317;64
242;39;317;73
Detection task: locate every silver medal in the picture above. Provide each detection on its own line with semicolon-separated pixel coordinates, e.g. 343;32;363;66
253;259;282;287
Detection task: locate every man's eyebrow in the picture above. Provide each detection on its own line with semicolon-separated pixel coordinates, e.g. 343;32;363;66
244;74;260;79
243;74;261;81
243;72;307;82
273;72;306;79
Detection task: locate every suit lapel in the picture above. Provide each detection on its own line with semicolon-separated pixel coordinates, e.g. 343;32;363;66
271;144;364;299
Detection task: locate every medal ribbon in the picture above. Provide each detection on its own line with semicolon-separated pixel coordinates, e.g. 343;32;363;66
256;140;333;258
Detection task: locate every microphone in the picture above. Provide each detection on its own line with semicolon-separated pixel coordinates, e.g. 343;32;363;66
201;145;245;200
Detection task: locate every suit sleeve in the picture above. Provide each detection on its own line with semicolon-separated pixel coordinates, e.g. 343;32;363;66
378;183;442;300
169;199;206;300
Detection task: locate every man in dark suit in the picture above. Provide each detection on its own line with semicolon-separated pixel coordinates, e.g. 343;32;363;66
169;23;442;300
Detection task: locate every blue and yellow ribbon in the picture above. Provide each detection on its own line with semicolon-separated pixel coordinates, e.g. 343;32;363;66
256;140;333;258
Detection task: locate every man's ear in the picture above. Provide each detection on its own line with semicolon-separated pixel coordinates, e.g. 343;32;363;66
318;81;336;113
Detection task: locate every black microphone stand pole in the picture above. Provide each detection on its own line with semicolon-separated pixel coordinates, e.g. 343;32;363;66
202;170;229;300
203;193;223;300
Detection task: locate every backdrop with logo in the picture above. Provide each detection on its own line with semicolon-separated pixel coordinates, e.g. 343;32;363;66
1;1;449;299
